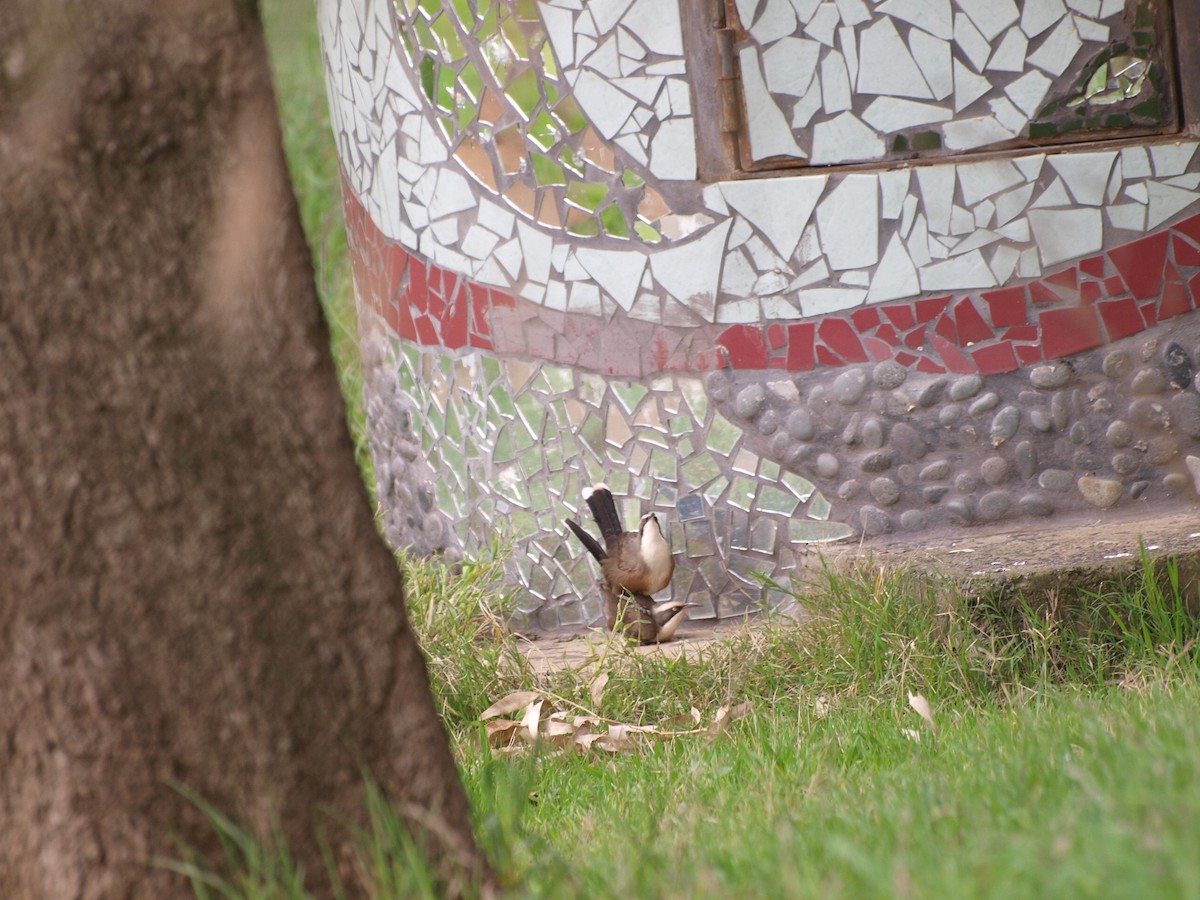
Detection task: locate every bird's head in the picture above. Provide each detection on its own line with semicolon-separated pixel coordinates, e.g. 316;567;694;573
638;512;662;536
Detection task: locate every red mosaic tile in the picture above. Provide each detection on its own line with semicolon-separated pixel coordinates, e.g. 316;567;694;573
928;333;976;373
1104;276;1126;296
982;286;1028;326
1080;281;1103;305
1015;344;1043;365
819;318;869;362
1003;325;1039;342
882;304;916;330
716;325;769;368
874;323;900;345
1029;281;1061;304
916;357;946;374
396;296;417;342
862;337;894;361
1173;234;1200;267
972;341;1018;374
1173;212;1200;245
1190;272;1200;307
1109;231;1169;300
904;325;926;350
1159;278;1191;320
816;345;844;367
1097;298;1143;341
915;296;950;322
933;313;958;343
1045;268;1077;290
1079;255;1106;278
851;307;881;331
1040;307;1102;359
770;357;788;369
954;298;993;345
894;351;918;366
1141;301;1158;327
768;323;787;349
414;315;439;346
787;322;816;371
408;261;429;311
442;298;469;350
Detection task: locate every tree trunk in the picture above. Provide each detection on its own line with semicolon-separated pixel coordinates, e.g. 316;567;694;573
0;0;488;895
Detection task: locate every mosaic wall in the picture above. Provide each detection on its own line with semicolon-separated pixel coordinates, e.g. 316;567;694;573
318;0;1200;629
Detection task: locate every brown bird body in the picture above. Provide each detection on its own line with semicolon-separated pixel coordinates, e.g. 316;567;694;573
566;484;684;642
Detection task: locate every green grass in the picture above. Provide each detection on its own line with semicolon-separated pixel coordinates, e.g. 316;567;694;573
250;4;1200;898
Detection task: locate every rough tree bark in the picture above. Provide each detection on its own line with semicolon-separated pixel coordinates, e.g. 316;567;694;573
0;0;489;896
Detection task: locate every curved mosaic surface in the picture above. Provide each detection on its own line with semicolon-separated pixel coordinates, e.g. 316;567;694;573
320;0;1200;629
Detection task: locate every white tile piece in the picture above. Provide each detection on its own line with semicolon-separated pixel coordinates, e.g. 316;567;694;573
957;159;1024;205
740;47;806;160
820;50;853;112
721;249;759;297
1165;174;1200;190
1014;153;1045;181
975;198;995;227
942;115;1016;150
839;270;871;287
517;221;554;284
648;220;733;322
745;234;787;270
614;134;648;164
649;117;697;180
1098;0;1124;15
425;169;476;220
792;78;825;127
951;228;1001;256
1146;183;1200;230
994;182;1036;225
494;238;524;279
476;199;516;239
797;223;823;265
1064;0;1099;15
1123;181;1148;204
804;2;841;45
987;26;1028;71
953;59;992;111
644;60;686;75
473;257;511;287
1027;207;1102;265
573;69;639;138
1105;203;1146;232
761;296;802;318
1004;69;1052;116
567;281;603;316
517;279;546;304
551;243;570;273
909;30;953;100
1019;0;1066;38
949;205;975;235
540;3;577;67
833;0;871;26
989;244;1021;282
1075;18;1109;41
997;218;1030;241
954;0;1018;41
618;26;648;63
585;35;622;79
703;184;731;215
867;233;920;302
953;13;992;72
900;192;919;237
1120;146;1151;178
916;165;956;234
816;174;879;269
811;112;886;164
763;37;822;95
1150;143;1199;178
790;0;822;19
667;78;692;115
862;97;953;132
838;26;858;88
990;95;1025;134
461;225;501;260
797;288;867;317
613;75;664;105
717;298;764;323
1026;14;1081;77
750;0;799;43
542;279;569;311
720;175;828;259
1048;150;1117;206
877;0;953;40
789;258;830;290
906;214;933;266
919;250;997;289
1017;247;1041;277
728;217;754;247
858;18;933;98
589;0;636;33
734;0;760;27
1030;177;1072;208
879;169;912;219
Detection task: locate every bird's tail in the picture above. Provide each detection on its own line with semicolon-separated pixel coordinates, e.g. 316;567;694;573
584;483;623;541
565;518;606;562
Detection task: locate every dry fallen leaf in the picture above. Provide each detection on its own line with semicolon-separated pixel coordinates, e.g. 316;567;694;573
520;699;544;743
907;692;936;732
485;719;522;748
814;696;830;719
481;690;541;721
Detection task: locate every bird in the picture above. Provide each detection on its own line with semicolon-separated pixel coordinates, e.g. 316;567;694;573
596;580;690;645
565;483;675;596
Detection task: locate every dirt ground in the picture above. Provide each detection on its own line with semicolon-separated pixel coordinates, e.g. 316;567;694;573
518;504;1200;673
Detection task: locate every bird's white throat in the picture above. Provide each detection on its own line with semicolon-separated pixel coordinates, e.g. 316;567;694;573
640;520;671;571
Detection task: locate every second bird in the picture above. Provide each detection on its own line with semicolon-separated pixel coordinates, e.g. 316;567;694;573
565;483;675;596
